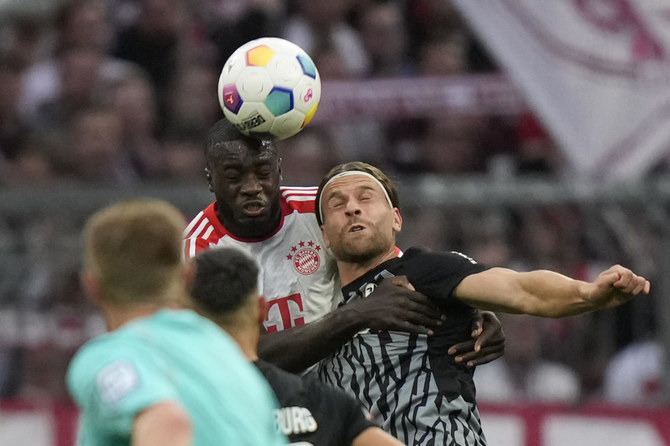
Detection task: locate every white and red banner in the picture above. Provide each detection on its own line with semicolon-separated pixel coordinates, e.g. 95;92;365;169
3;400;670;446
453;0;670;180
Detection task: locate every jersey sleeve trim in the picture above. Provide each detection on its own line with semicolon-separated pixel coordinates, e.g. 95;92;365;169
183;202;220;258
281;186;317;215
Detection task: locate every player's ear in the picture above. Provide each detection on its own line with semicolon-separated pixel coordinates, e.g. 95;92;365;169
205;168;214;192
80;270;104;307
392;208;402;233
320;225;331;248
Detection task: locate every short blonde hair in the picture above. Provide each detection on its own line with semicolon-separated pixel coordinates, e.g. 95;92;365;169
82;199;186;304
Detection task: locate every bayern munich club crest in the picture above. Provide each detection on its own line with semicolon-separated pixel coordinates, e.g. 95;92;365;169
286;240;321;275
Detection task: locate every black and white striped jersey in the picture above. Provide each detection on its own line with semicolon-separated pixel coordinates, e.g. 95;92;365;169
318;247;488;446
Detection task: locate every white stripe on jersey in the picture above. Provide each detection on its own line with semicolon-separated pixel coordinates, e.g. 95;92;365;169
186;217;213;258
286;196;318;202
281;186;318;191
184;210;205;235
202;225;214;239
192;219;210;240
281;188;318;197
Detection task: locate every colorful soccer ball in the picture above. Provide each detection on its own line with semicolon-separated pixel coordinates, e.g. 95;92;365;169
218;37;321;140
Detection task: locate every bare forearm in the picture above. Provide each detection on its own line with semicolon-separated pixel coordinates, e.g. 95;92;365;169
257;307;366;373
514;270;592;317
458;266;648;318
457;268;592;318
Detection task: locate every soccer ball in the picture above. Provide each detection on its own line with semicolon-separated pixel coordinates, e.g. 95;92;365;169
218;37;321;140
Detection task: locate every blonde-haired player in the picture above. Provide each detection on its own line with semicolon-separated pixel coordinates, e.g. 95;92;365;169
67;199;286;446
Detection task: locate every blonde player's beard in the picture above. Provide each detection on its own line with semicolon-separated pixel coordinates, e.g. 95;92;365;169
330;228;393;265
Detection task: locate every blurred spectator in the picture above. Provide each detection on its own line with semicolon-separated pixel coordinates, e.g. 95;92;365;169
2;132;58;185
309;41;386;164
165;62;221;137
603;339;664;406
59;106;139;184
112;0;205;119
474;313;582;405
406;0;496;72
400;115;486;174
0;347;22;398
109;71;163;177
359;2;414;78
285;0;370;78
160;133;205;180
417;34;468;76
0;55;28;162
406;0;466;58
26;46;128;132
18;343;77;403
19;0;135;125
0;12;49;70
277;128;339;186
203;0;284;67
396;207;452;251
514;112;564;176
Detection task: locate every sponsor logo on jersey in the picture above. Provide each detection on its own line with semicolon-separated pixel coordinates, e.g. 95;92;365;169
96;360;139;406
286;240;321;275
275;406;318;435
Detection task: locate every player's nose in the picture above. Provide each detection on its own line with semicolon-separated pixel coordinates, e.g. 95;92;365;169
240;175;263;195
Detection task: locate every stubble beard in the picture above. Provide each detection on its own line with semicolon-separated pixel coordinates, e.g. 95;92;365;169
330;230;391;265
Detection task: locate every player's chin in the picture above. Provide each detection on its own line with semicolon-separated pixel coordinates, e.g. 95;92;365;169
335;243;379;263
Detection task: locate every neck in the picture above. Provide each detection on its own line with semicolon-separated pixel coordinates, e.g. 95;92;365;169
337;246;399;286
212;317;259;361
103;301;180;331
101;286;188;331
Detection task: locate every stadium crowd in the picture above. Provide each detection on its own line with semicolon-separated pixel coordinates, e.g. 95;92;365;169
0;0;665;409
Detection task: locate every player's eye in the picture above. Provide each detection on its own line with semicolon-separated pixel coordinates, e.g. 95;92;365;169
223;172;241;181
255;169;272;179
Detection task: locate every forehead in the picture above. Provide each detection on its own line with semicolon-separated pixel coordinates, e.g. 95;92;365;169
215;139;277;165
323;173;384;198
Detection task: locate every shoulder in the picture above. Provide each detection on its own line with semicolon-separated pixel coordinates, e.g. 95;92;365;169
401;246;481;268
280;186;318;215
184;202;219;240
183;202;226;258
66;333;153;406
396;246;487;296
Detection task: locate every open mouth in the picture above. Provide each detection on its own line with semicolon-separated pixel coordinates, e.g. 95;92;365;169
241;202;266;217
348;224;366;233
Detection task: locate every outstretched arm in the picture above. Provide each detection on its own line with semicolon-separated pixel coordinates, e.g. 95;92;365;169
258;276;444;373
454;265;650;318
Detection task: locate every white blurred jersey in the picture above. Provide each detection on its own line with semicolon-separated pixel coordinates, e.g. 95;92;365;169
184;187;341;333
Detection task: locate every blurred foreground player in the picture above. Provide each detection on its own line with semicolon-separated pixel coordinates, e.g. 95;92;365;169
183;118;505;374
67;199;286;446
190;246;405;446
315;161;651;445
